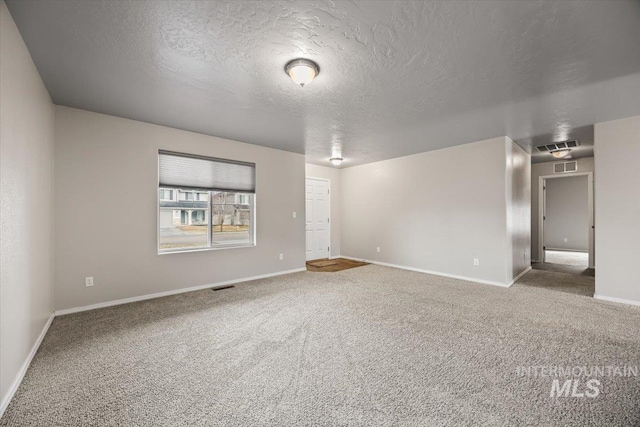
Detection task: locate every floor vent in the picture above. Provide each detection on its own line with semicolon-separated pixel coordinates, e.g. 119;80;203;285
536;140;579;152
554;161;578;173
212;285;235;291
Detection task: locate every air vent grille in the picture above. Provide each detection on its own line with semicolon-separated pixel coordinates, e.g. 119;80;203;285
565;161;577;172
536;140;579;152
554;161;578;173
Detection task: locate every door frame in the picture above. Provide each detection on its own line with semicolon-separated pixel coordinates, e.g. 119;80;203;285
305;176;331;261
538;171;594;268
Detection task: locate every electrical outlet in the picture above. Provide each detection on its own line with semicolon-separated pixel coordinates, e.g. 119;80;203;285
376;247;381;253
85;276;94;287
292;212;297;219
279;253;284;260
473;258;480;266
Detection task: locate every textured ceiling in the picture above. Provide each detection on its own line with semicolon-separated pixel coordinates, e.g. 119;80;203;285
6;0;640;166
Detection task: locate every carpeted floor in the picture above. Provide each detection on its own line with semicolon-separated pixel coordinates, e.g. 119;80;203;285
532;261;595;278
545;250;589;267
527;264;595;296
2;265;639;426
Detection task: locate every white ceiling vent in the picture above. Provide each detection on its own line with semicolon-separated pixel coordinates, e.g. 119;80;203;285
537;140;580;152
554;161;578;173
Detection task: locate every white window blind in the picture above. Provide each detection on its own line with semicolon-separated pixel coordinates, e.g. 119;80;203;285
159;151;255;192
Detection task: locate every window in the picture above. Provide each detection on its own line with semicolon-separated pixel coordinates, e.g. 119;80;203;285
211;192;253;246
236;194;250;205
159;189;174;201
158;151;256;253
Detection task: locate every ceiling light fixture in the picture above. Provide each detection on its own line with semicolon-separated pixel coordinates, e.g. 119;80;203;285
329;141;343;166
285;58;319;87
551;149;571;159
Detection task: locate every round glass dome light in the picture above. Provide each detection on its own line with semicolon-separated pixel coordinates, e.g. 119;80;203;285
551;149;571;159
285;59;320;87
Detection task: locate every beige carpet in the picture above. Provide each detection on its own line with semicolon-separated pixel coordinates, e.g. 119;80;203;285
532;261;594;277
524;266;595;296
2;265;639;426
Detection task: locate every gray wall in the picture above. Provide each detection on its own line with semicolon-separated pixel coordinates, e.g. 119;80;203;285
54;106;306;311
0;1;54;408
595;115;640;303
531;157;594;261
341;136;530;286
506;139;532;282
305;164;341;258
544;175;589;251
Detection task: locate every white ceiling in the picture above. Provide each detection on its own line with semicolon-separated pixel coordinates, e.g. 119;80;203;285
6;0;640;166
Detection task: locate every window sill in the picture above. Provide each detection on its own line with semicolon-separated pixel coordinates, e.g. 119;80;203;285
158;243;256;255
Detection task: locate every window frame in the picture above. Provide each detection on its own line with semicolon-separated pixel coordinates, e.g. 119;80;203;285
158;188;256;254
157;150;256;255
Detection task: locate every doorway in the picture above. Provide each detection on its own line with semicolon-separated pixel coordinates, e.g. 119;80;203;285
538;171;594;269
305;177;330;261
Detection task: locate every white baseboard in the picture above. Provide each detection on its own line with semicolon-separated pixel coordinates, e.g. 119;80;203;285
341;256;512;288
0;313;54;419
328;255;342;260
507;266;532;287
55;267;307;316
593;294;640;307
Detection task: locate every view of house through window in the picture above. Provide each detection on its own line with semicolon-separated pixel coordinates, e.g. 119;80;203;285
159;189;254;251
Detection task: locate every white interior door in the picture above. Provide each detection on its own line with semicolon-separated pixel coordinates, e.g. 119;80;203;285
306;178;330;261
